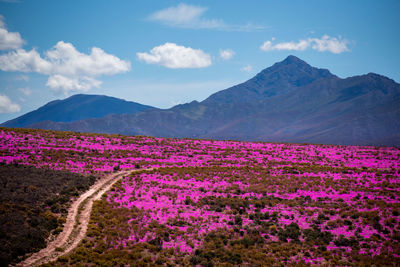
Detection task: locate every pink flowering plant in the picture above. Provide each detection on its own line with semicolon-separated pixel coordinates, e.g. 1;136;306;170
1;128;399;265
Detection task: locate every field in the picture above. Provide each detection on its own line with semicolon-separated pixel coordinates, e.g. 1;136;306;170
1;127;399;266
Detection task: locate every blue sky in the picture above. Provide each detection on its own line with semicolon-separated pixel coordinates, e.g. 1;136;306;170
0;0;399;123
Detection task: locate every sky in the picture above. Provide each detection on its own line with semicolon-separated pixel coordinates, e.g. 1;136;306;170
0;0;399;123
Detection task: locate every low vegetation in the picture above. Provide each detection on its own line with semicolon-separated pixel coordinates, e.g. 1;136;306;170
0;127;399;265
0;163;96;265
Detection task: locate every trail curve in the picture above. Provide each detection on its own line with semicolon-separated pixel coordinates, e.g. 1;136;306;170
17;168;153;266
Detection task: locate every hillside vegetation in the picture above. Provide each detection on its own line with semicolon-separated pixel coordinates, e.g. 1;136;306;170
0;127;399;265
0;163;95;265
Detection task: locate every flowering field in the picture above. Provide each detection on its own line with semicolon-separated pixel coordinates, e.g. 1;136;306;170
1;128;399;265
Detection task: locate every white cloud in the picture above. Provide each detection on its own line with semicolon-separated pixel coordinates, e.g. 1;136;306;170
0;94;20;113
137;42;211;69
18;87;31;96
241;64;253;73
148;4;225;29
150;4;205;24
261;39;309;51
0;14;24;50
46;75;101;94
148;4;265;31
0;48;52;72
260;35;349;54
45;41;130;77
219;49;235;60
0;41;131;94
311;35;349;54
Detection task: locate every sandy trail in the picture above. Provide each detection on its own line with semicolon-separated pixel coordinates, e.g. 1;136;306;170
17;168;152;266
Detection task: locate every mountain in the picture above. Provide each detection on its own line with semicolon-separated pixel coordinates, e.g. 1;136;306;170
1;94;155;128
11;55;400;146
203;55;334;104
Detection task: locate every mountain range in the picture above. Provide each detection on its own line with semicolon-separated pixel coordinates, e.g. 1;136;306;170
1;94;154;128
3;55;400;146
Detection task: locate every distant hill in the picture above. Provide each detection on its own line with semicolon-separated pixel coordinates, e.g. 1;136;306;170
1;94;155;128
10;55;400;146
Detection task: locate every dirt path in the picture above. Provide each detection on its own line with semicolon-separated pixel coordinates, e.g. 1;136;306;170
17;168;152;267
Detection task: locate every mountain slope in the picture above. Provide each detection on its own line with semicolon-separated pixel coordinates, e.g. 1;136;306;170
1;94;155;128
203;55;335;104
20;56;400;146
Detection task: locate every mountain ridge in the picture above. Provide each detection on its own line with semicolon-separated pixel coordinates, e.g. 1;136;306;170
1;94;155;128
5;55;400;146
203;55;335;105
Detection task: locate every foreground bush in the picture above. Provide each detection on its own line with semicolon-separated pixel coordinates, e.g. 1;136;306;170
0;163;96;265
